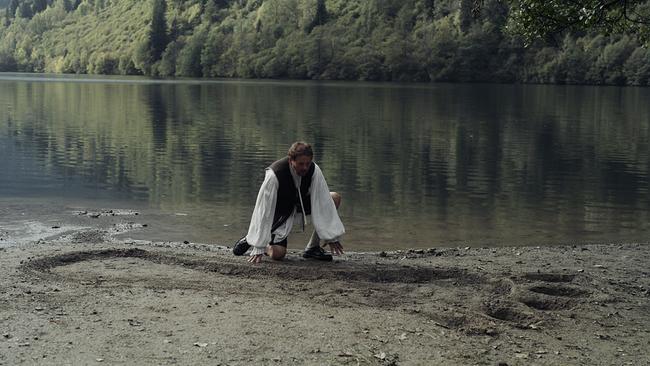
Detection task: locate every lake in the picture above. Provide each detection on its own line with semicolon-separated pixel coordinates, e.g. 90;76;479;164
1;73;648;250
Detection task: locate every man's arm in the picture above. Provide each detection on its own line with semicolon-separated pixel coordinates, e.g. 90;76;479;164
309;164;345;250
245;169;278;259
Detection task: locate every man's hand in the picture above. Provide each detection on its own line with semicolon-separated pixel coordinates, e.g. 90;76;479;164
248;254;263;263
324;241;344;255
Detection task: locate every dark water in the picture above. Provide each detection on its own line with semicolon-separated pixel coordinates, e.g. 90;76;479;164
1;73;649;250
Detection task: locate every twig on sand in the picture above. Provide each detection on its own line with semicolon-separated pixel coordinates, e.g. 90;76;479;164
432;321;450;329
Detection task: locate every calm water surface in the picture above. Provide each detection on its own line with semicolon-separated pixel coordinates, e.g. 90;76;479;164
1;73;649;250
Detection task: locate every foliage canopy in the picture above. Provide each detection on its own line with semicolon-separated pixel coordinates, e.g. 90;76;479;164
496;0;650;45
0;0;649;85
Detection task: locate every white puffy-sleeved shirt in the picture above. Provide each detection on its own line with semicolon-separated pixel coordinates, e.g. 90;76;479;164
245;163;345;256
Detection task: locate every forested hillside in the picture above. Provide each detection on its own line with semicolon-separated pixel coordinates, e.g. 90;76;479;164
1;0;649;85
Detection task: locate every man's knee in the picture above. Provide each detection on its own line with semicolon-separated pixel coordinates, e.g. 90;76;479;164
267;245;287;260
330;192;342;209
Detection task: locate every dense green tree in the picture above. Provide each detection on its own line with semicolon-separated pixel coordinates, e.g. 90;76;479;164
60;0;73;12
157;39;179;76
356;47;387;81
457;22;500;81
623;47;650;85
176;29;205;76
94;0;104;14
383;33;425;81
422;0;435;18
559;37;591;84
503;0;650;45
426;15;460;81
33;0;47;13
18;1;33;18
200;26;229;76
133;38;152;75
0;48;16;70
202;0;219;23
583;35;608;83
594;35;636;84
88;51;118;74
149;0;167;61
303;28;328;78
304;0;327;33
459;0;474;32
8;0;19;18
117;53;138;75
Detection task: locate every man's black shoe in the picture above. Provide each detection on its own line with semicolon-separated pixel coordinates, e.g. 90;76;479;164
303;246;333;261
233;237;251;256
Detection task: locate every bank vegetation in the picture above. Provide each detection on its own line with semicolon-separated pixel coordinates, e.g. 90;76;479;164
1;0;649;85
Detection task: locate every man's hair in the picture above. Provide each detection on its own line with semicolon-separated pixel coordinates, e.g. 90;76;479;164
288;142;313;160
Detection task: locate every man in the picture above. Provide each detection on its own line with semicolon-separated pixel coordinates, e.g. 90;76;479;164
233;142;345;263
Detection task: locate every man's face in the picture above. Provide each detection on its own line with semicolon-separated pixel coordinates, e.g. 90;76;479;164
290;155;313;176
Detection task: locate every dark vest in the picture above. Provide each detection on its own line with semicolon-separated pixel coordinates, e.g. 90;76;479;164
269;157;315;228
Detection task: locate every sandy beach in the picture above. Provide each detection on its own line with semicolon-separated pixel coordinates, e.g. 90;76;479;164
0;212;649;365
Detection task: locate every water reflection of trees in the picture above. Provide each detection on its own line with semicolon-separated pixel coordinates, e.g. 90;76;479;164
1;80;648;245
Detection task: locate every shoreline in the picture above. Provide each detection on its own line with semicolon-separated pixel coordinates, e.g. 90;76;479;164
1;232;648;365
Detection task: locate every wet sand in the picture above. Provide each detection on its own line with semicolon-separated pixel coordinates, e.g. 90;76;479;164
0;213;649;365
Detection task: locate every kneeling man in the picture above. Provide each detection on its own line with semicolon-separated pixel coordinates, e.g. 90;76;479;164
233;142;345;263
